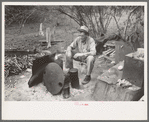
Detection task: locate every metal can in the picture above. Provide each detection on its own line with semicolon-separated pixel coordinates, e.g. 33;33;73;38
69;68;80;89
62;86;70;99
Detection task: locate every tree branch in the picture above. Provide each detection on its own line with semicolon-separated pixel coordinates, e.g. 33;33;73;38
113;15;122;36
23;8;37;25
93;11;100;35
105;15;112;32
98;6;105;33
123;6;139;41
57;7;80;25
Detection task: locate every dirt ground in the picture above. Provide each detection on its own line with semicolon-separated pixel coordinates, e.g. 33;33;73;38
4;21;114;101
5;56;114;101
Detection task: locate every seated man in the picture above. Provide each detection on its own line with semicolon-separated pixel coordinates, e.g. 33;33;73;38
65;26;96;84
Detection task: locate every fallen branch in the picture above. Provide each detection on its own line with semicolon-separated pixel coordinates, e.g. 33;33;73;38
103;48;115;55
103;55;115;61
13;59;22;71
98;48;115;59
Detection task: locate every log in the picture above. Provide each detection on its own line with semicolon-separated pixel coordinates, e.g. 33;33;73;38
110;50;115;55
39;40;47;43
103;55;115;61
5;49;38;57
98;49;115;59
98;55;104;59
103;48;115;55
39;40;64;43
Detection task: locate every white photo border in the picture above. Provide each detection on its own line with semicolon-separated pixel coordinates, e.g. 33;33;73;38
2;2;148;120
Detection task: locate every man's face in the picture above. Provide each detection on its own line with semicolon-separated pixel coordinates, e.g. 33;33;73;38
79;31;87;42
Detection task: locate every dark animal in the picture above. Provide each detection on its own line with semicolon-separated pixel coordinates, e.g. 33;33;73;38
95;34;107;55
28;53;63;87
28;63;49;87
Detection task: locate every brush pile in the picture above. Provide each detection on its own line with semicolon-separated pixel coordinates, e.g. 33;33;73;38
4;49;53;78
4;55;34;78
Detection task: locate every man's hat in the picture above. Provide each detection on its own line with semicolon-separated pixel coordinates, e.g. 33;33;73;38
78;26;89;34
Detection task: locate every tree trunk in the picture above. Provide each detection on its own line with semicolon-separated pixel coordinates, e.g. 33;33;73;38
123;7;139;41
113;16;122;36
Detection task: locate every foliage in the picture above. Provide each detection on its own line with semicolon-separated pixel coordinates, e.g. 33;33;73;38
57;6;144;42
5;5;60;33
5;5;144;43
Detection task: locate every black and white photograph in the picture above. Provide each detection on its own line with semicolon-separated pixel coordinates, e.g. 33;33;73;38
2;1;148;120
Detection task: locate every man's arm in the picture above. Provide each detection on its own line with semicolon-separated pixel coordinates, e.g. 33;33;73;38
84;39;96;56
67;46;72;51
83;52;94;57
73;38;96;58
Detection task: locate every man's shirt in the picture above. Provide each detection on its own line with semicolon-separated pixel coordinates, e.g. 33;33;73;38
69;36;96;56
